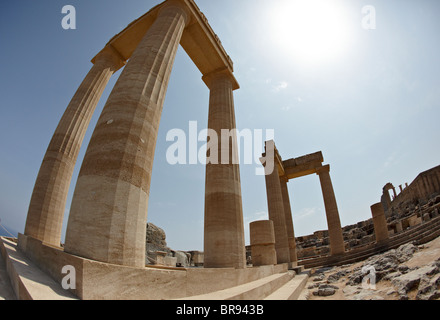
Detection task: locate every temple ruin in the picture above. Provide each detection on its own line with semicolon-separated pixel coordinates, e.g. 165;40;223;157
259;140;345;264
1;0;440;301
293;164;440;269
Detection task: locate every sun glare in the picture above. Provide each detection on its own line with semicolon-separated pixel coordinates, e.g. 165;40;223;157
268;0;353;65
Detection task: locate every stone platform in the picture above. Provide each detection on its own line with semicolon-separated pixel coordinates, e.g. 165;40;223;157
0;235;309;300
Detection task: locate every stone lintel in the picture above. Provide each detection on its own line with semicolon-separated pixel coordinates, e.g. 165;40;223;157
282;151;324;180
90;0;236;85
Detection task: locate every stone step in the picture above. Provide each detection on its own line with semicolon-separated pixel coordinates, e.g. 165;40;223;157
298;216;440;269
0;237;77;300
290;265;304;274
182;271;295;300
264;272;310;300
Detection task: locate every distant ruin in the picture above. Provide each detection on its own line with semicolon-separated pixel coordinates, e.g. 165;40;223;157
293;165;440;269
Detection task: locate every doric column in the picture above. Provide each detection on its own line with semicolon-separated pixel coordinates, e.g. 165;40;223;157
262;145;290;264
279;176;298;265
370;203;389;243
64;1;190;267
203;70;246;269
23;46;124;247
316;165;345;255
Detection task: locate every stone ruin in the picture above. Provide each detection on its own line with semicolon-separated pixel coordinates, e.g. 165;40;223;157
292;165;440;262
2;0;440;300
145;223;203;268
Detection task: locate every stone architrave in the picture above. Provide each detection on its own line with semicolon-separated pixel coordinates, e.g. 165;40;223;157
371;203;390;243
203;70;246;269
23;47;124;247
316;165;345;255
64;2;190;267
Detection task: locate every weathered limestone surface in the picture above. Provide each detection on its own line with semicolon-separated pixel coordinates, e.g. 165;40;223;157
24;47;124;247
64;2;190;267
146;222;169;253
203;70;246;269
250;220;277;266
317;165;345;255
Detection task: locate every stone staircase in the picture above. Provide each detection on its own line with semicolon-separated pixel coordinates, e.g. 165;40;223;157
182;268;310;301
0;237;77;300
298;215;440;269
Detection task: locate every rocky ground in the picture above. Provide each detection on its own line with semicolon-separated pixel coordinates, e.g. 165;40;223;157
302;235;440;300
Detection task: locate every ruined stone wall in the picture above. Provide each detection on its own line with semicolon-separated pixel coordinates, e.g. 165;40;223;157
295;194;440;260
384;165;440;217
295;218;376;259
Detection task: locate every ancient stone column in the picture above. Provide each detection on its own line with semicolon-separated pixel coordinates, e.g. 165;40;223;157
64;1;189;267
370;203;389;243
263;149;290;264
203;70;246;269
316;165;345;255
250;220;277;266
279;176;298;266
23;47;124;247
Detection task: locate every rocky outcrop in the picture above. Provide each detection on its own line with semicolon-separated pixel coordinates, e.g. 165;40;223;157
145;222;200;267
390;259;440;300
146;223;171;254
304;238;440;300
346;242;419;286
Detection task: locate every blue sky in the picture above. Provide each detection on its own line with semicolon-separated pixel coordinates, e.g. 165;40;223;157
1;0;439;251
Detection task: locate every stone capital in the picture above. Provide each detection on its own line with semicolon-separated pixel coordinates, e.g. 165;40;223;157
316;164;330;175
159;0;191;27
92;45;126;72
202;68;240;91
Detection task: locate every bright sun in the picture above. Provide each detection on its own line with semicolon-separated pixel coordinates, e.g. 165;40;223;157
268;0;352;65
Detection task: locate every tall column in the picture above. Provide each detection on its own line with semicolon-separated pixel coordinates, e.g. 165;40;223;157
279;176;298;265
371;203;389;243
23;47;124;247
262;149;290;264
316;165;345;255
64;1;190;267
203;70;246;269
